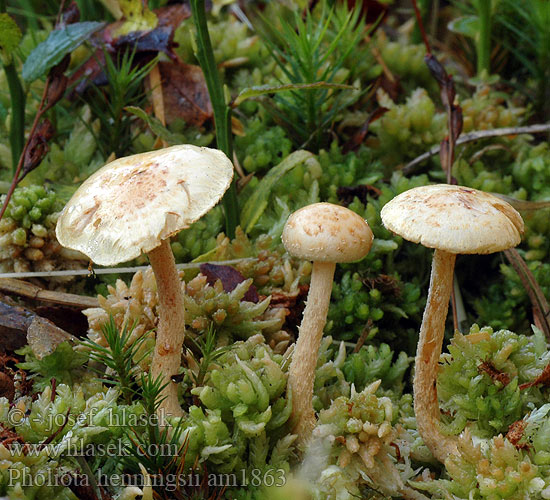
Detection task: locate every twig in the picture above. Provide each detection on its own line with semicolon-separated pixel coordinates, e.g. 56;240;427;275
353;319;373;353
0;278;99;308
402;123;550;175
503;248;550;341
411;0;431;54
0;258;257;279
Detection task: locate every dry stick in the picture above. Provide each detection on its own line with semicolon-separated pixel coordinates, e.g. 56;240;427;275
503;248;550;341
0;278;99;308
402;123;550;175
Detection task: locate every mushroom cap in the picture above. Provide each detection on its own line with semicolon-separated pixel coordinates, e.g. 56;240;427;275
380;184;524;254
56;145;233;266
282;202;373;263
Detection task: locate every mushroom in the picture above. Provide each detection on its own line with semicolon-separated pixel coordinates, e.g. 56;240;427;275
380;184;524;462
282;202;373;442
55;145;234;418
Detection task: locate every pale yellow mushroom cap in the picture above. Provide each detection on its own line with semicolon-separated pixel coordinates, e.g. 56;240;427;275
282;202;373;262
56;145;234;266
381;184;524;254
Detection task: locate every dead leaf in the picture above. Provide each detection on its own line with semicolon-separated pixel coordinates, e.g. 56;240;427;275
20;119;55;179
27;316;76;360
199;263;259;303
478;360;510;386
519;363;550;390
506;419;528;449
0;372;14;402
159;60;213;126
0;300;35;351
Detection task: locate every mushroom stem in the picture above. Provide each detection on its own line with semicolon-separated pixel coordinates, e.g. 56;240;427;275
414;248;458;462
289;260;336;442
148;238;185;419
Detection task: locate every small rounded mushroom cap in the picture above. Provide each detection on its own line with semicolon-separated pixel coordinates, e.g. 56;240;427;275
381;184;524;254
282;202;373;262
56;145;233;266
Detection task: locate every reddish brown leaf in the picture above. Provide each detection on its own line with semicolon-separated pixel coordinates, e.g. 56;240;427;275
159;61;213;126
424;54;448;88
45;72;68;110
0;372;14;402
506;419;528;449
478;360;510;386
0;425;25;449
156;3;192;31
20;119;55;180
450;105;463;143
519;363;550;390
199;263;259;303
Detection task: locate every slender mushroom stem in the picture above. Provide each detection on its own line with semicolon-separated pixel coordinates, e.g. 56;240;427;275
148;238;185;419
414;248;458;462
289;260;336;442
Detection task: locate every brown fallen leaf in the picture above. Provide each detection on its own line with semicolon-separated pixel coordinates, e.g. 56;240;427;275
506;419;528;449
0;300;75;355
69;4;192;96
159;60;213;126
27;316;76;360
0;300;35;351
0;372;15;402
199;263;259;303
478;360;510;386
519;363;550;390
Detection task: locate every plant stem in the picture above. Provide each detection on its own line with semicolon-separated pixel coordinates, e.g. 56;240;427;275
0;2;25;173
3;58;25;175
0;78;50;220
190;0;238;239
411;0;430;45
476;0;491;77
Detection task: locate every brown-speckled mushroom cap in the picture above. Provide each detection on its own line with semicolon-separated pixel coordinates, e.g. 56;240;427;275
282;202;373;263
381;184;524;254
56;145;233;266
